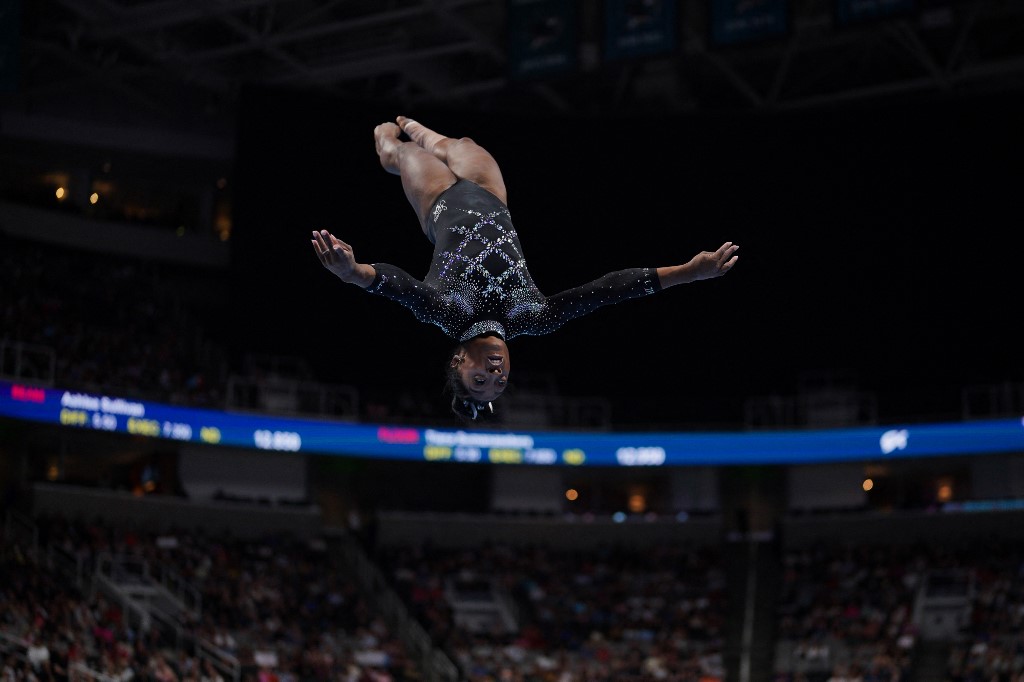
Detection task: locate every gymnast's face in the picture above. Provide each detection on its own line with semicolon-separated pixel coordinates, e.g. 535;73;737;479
454;335;510;403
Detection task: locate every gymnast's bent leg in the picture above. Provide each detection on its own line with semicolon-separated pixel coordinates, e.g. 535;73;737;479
396;116;508;206
374;122;458;238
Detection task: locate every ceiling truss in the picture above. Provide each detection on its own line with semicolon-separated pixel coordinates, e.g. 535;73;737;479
7;0;1024;137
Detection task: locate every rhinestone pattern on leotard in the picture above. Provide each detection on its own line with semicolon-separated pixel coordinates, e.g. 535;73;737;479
366;180;660;341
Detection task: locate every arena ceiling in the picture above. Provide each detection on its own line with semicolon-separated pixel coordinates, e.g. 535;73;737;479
9;0;1024;140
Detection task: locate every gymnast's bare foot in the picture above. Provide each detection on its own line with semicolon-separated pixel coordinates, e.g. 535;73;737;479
397;116;450;158
374;122;403;175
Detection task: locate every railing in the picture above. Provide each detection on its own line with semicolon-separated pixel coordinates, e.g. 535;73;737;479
92;552;206;650
241;353;313;380
225;374;360;419
492;583;521;633
157;564;203;616
0;340;56;384
95;552;151;586
334;534;460;682
501;392;612;430
3;509;39;559
47;542;88;589
145;604;188;654
196;637;242;682
92;552;238;681
744;394;798;429
746;390;878;429
962;381;1024;419
0;631;28;658
69;662;118;682
91;569;153;632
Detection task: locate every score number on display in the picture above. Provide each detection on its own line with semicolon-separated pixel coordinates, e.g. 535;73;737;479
253;429;302;451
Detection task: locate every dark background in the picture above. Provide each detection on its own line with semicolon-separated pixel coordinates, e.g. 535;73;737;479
223;85;1024;429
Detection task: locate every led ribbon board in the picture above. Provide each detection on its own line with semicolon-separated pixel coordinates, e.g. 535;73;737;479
2;381;1022;466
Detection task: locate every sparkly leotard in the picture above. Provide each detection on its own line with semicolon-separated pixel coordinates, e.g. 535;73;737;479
365;179;661;342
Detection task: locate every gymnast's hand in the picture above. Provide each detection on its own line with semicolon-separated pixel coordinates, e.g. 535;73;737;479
656;242;739;288
311;230;376;287
687;241;739;281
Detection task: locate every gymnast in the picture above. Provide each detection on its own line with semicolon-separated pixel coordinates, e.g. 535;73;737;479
311;116;739;421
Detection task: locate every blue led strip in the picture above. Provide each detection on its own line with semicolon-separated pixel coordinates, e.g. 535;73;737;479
2;381;1022;466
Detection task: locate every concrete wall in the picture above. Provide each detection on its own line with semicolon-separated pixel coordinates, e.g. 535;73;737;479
30;482;323;539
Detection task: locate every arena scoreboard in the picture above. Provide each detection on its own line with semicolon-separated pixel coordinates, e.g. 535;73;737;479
2;380;1022;466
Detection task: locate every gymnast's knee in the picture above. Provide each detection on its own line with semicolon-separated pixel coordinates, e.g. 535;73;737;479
447;137;480;153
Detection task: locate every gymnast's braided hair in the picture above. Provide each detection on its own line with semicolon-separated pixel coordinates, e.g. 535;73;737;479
445;346;495;422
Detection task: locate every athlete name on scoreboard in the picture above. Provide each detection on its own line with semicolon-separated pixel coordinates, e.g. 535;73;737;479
420;429;557;465
59;390;146;433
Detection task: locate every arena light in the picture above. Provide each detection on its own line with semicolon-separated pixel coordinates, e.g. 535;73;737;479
937;480;954;502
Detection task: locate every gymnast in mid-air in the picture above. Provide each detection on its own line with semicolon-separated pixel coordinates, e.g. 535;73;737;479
311;116;739;421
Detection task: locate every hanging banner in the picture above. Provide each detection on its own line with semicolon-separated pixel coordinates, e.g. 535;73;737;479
836;0;915;26
508;0;578;79
603;0;677;61
711;0;788;46
0;0;21;93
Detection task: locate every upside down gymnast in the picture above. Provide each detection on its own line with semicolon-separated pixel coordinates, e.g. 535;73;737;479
311;116;739;421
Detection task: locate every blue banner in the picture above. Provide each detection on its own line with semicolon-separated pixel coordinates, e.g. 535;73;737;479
711;0;788;46
3;381;1023;467
603;0;677;61
507;0;577;79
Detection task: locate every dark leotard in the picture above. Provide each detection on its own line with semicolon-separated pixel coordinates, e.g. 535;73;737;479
365;179;662;342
